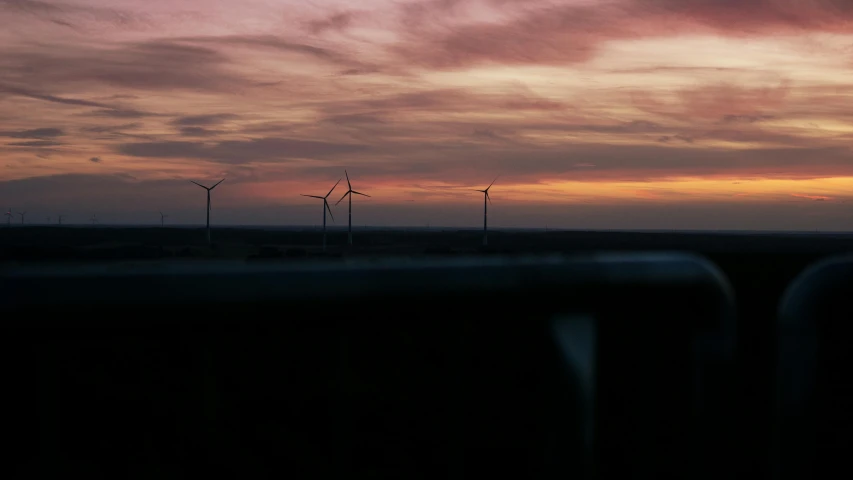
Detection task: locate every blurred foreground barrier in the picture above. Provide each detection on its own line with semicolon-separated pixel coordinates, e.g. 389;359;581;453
1;253;735;479
776;255;853;480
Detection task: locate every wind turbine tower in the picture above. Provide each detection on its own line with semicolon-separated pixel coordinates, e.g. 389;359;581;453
57;215;65;225
90;214;98;226
18;211;26;225
335;170;370;245
301;178;341;251
191;178;225;245
4;208;12;227
159;211;169;227
476;176;499;246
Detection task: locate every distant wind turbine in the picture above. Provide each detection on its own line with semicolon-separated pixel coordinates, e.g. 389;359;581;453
191;178;225;245
17;211;26;225
4;208;12;227
90;214;98;226
159;211;169;227
301;178;341;251
335;170;370;245
47;216;51;224
57;214;65;225
476;176;499;246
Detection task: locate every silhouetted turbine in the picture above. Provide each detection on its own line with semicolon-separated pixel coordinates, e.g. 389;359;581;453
90;214;98;226
476;176;499;246
5;208;12;227
301;178;341;251
159;211;169;227
17;211;26;225
191;178;225;245
57;214;65;225
335;170;370;245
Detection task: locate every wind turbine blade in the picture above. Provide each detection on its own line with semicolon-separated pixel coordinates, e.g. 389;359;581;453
302;194;324;199
335;190;351;206
487;175;500;189
210;178;225;190
190;180;207;189
475;189;486;193
325;200;335;222
345;170;351;190
487;191;492;204
326;178;342;198
352;191;370;197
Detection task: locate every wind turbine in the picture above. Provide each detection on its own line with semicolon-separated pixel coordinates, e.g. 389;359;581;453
90;214;98;226
190;178;225;245
301;178;341;251
476;176;499;246
17;211;26;225
159;211;168;227
335;170;370;245
57;215;65;225
4;208;12;227
46;216;51;224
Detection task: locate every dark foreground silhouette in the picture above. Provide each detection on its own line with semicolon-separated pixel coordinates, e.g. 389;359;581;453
2;227;852;478
3;254;735;479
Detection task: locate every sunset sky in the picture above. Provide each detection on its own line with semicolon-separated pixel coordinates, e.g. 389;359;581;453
3;0;853;229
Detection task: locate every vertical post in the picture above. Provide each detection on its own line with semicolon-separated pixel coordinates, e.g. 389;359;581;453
206;191;211;246
348;192;353;245
483;194;488;246
322;201;327;251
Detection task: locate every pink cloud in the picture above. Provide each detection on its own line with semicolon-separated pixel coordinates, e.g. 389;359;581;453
676;81;791;121
385;0;853;70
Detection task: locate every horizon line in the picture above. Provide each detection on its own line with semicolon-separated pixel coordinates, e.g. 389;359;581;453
5;224;853;235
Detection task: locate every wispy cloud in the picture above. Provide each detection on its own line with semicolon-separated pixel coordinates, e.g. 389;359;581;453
0;84;112;108
1;127;64;139
117;137;369;163
0;40;248;95
791;193;832;201
170;114;239;126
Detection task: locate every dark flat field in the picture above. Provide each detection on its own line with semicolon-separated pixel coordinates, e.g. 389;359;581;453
2;225;852;258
